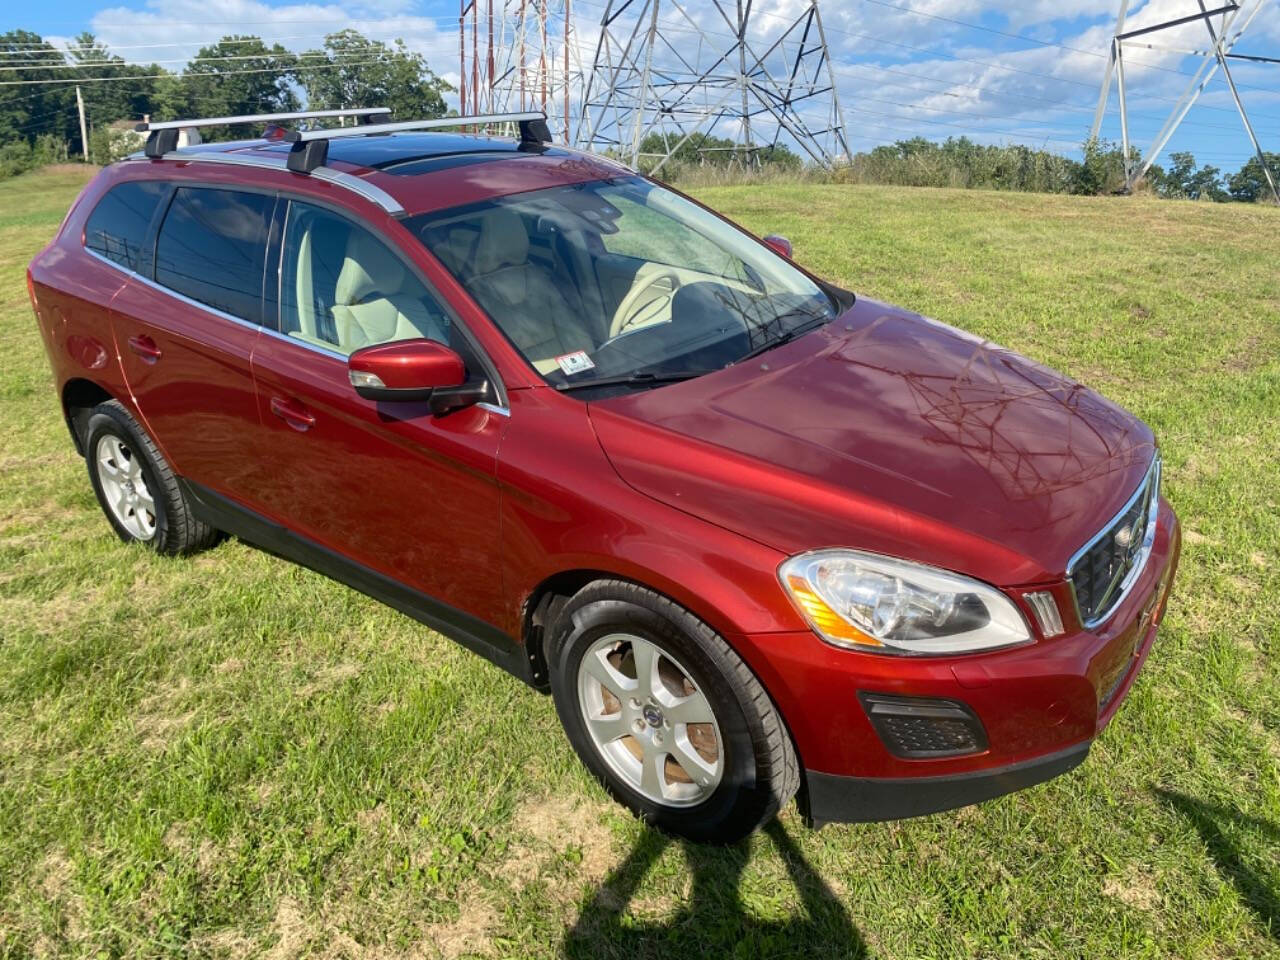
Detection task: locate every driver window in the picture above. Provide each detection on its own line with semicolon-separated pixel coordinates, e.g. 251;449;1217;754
279;201;450;356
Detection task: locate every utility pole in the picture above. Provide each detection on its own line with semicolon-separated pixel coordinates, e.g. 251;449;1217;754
75;85;89;162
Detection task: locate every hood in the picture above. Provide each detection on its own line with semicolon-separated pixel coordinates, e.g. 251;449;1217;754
588;297;1156;586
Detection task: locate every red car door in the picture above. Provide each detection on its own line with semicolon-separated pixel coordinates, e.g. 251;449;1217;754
108;184;276;501
248;198;510;635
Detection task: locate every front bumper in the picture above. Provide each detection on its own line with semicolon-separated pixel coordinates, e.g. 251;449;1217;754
730;500;1181;826
805;741;1090;826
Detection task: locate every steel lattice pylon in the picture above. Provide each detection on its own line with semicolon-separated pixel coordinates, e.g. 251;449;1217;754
1090;0;1279;201
460;1;583;142
575;0;852;173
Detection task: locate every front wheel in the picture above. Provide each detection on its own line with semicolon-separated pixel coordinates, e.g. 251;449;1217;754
546;580;799;843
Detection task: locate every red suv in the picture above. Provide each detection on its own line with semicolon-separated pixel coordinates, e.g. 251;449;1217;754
28;111;1180;843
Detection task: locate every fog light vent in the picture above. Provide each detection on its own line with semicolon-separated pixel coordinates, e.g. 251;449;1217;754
859;693;988;759
1025;590;1064;638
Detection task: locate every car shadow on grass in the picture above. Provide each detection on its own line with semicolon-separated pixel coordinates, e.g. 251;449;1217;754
1156;788;1280;941
562;819;869;959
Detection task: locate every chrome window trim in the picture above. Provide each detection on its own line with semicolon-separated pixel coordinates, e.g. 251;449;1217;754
82;247;512;414
121;151;406;217
1067;453;1162;630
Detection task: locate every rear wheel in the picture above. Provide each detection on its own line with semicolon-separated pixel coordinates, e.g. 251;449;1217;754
547;580;799;843
84;400;220;555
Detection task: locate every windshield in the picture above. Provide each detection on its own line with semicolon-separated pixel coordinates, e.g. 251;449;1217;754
406;177;837;392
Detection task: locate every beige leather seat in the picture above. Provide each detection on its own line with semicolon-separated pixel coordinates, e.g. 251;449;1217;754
330;231;447;352
463;208;595;371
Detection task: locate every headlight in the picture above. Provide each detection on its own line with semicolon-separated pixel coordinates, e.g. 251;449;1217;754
779;549;1031;655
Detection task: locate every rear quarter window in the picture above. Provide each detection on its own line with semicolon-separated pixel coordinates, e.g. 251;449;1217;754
83;181;168;272
154;187;275;325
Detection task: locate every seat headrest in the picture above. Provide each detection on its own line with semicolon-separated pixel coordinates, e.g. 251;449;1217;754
473;207;530;276
335;230;406;306
434;227;475;277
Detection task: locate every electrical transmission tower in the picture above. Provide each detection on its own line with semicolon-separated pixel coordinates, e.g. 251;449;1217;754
576;0;852;173
1091;0;1279;202
459;1;582;142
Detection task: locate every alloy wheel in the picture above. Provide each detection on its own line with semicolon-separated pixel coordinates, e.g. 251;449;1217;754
576;632;724;806
95;434;157;541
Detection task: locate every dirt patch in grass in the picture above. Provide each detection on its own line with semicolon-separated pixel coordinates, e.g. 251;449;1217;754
264;896;310;960
1181;529;1218;547
35;848;87;945
424;887;500;960
1104;867;1161;911
354;805;390;832
300;663;362;697
134;677;197;750
502;795;617;892
483;794;622;931
163;821;222;877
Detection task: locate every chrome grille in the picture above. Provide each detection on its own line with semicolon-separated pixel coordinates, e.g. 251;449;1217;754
1068;456;1161;628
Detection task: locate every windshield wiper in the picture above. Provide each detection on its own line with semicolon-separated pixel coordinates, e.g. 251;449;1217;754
554;370;712;393
735;311;831;363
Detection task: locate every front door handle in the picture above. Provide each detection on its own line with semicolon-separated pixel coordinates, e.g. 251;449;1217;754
269;396;316;432
127;334;162;364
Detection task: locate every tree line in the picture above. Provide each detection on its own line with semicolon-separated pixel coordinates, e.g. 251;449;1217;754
841;137;1278;203
659;135;1276;204
0;28;452;175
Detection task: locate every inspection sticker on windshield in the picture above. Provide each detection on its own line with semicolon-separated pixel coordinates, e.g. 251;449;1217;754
555;351;596;376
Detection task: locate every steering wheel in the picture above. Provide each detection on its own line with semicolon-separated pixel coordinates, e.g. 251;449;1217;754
609;267;682;338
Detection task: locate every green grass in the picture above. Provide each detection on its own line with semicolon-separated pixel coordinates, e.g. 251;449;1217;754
1;166;1277;959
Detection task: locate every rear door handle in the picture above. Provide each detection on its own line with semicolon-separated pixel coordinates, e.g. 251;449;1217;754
269;395;316;432
127;334;162;364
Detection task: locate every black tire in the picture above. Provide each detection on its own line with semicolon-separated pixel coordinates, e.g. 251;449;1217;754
83;400;220;556
546;580;800;843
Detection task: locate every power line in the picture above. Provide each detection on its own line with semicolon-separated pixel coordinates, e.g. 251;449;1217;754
16;14;462;28
0;57;402;87
0;34;343;53
0;50;367;73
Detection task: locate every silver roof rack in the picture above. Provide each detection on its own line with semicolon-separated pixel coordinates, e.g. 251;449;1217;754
283;112;552;173
125;149;407;216
138;108;391;158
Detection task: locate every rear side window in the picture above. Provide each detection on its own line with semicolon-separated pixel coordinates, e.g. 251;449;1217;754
84;181;168;272
155;187;274;325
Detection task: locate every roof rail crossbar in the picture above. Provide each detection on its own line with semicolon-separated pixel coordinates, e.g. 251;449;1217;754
126;149;407;216
283;112;551;173
138;108;391;158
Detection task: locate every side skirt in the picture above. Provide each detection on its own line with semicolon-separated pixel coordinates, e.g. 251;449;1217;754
179;478;536;687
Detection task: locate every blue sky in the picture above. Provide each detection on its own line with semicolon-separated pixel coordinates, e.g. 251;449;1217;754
15;0;1280;174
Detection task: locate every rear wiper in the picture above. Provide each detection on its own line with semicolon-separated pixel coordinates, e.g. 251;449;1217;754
554;370;711;393
735;312;830;363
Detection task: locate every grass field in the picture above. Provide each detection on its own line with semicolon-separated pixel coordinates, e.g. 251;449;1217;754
0;165;1277;959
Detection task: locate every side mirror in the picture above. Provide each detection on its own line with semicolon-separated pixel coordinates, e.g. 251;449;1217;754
348;339;488;415
763;234;793;258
